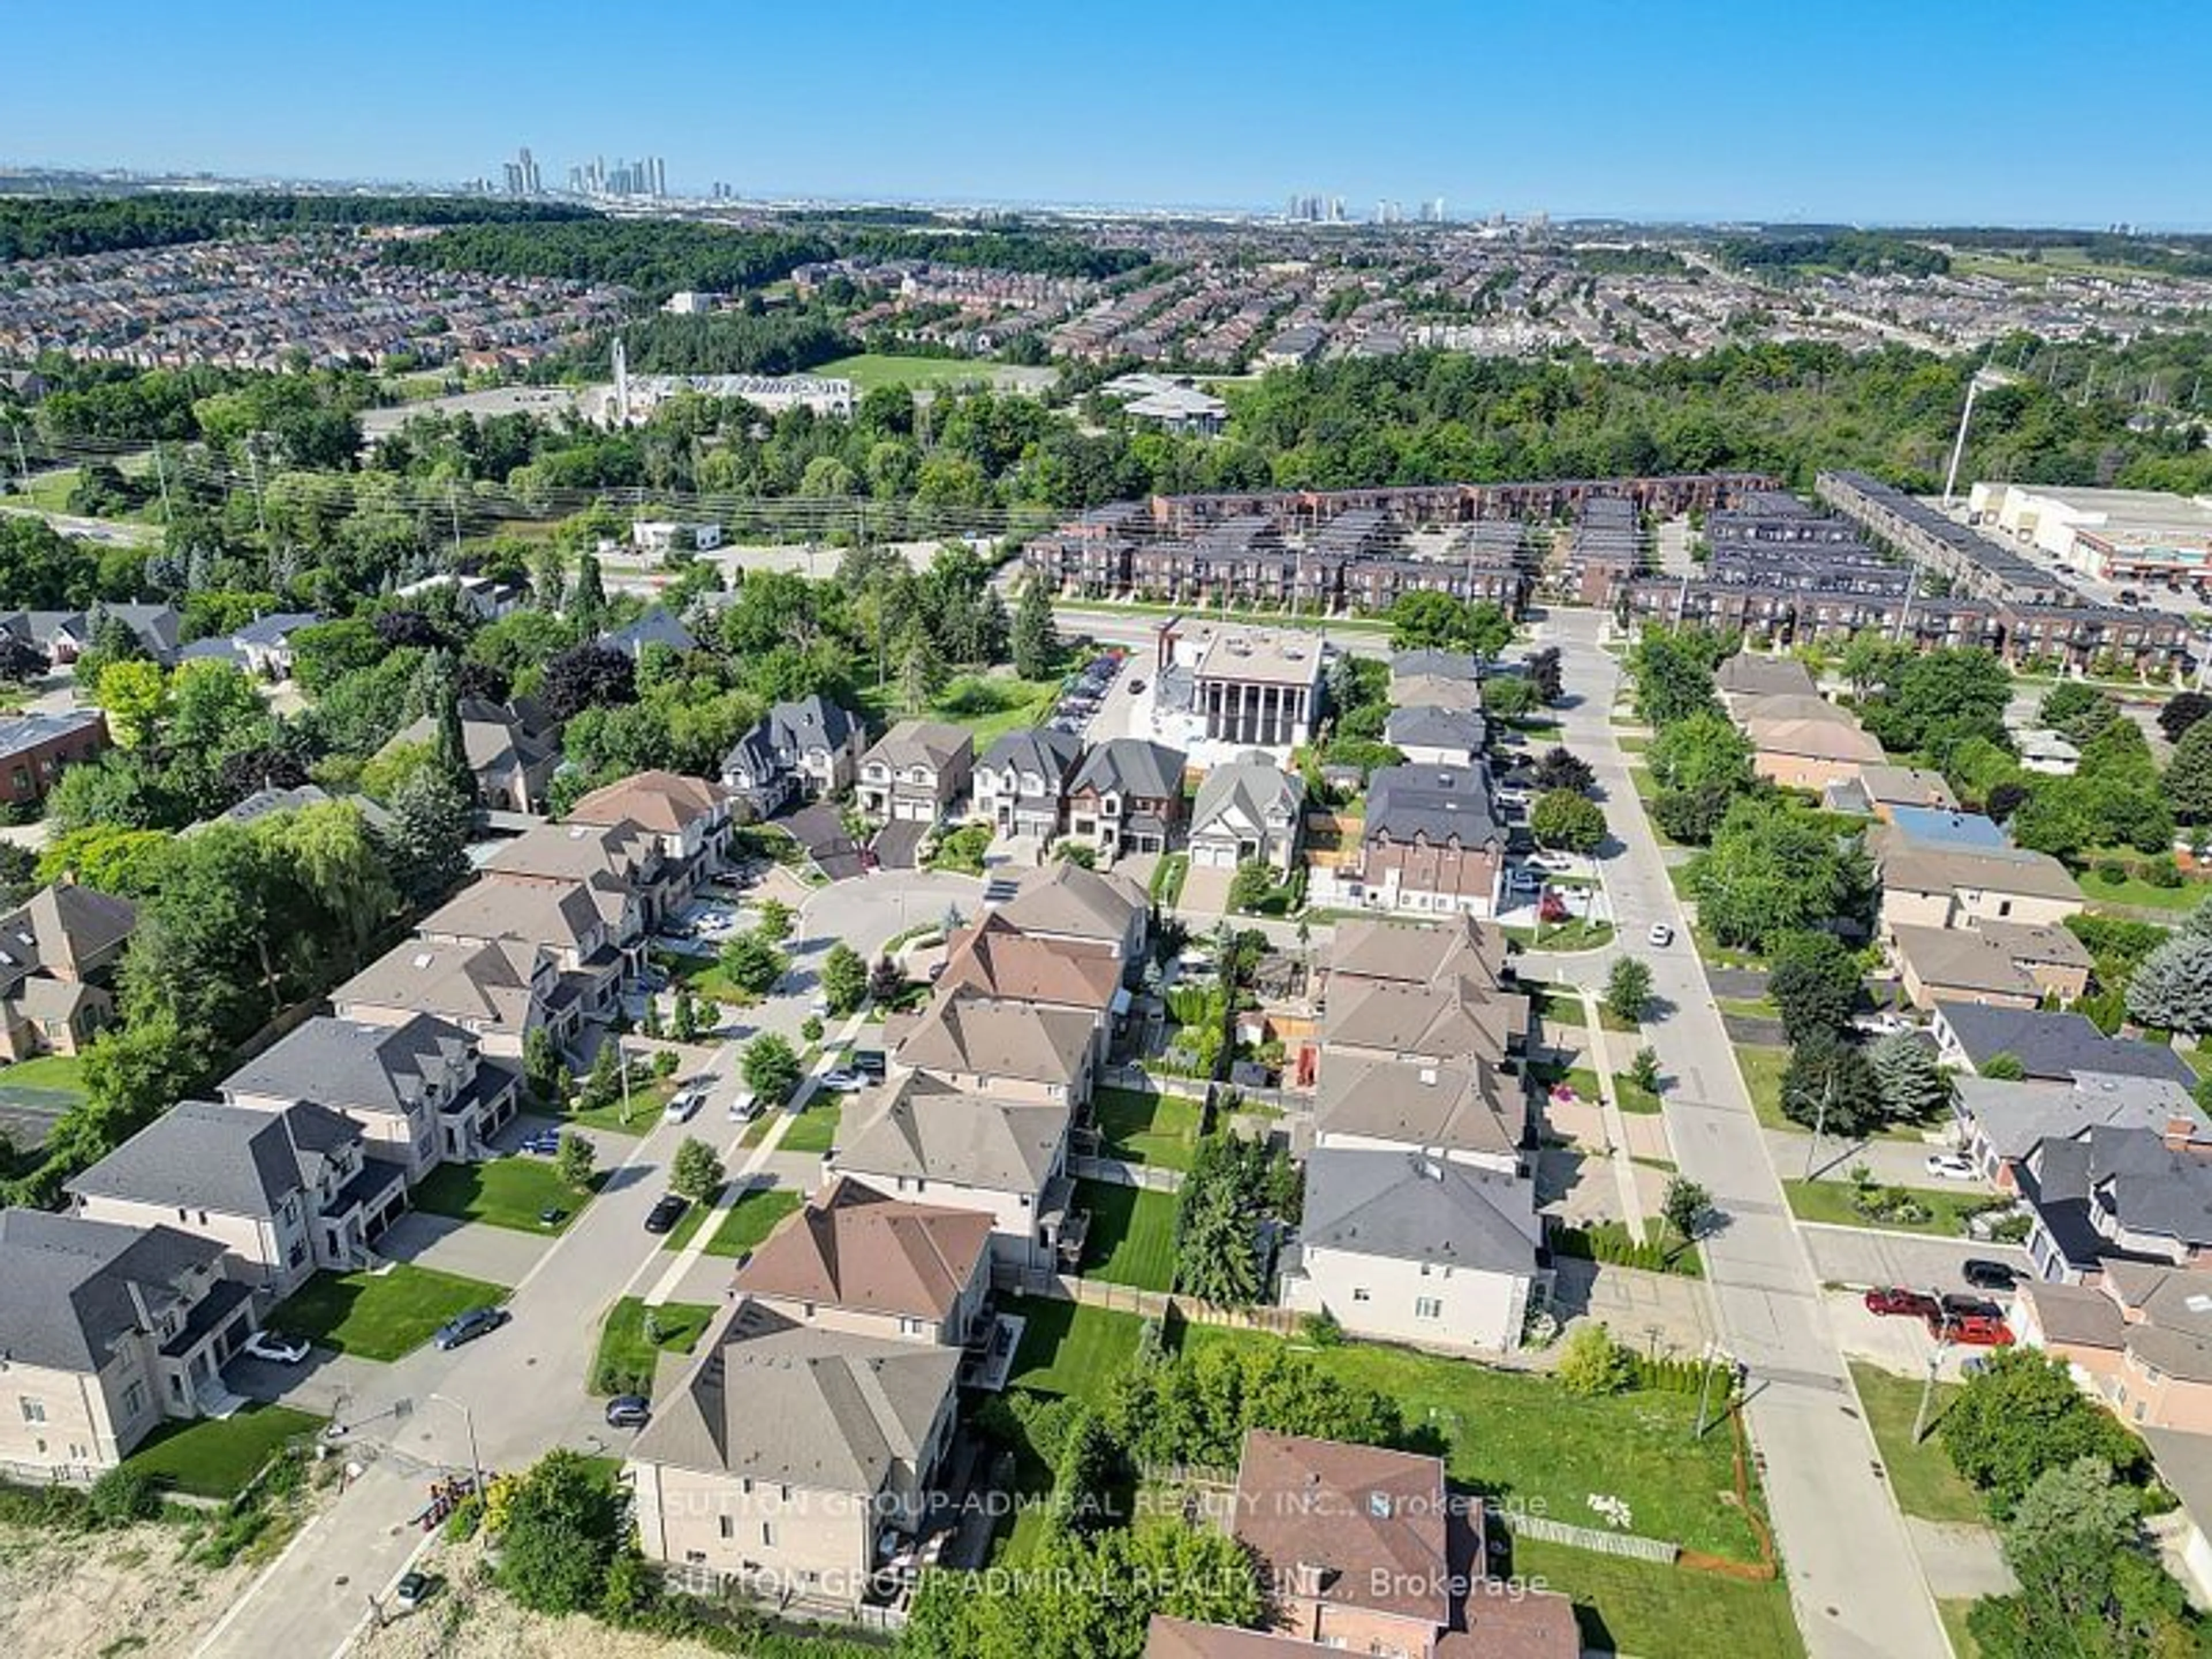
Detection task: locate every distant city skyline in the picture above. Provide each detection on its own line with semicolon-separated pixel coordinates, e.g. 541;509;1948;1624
3;0;2207;228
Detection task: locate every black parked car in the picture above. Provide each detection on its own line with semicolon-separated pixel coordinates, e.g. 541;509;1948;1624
605;1393;652;1429
433;1307;508;1351
1962;1259;2018;1293
643;1194;688;1234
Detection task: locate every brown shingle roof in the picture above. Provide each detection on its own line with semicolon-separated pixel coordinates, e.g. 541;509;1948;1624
733;1179;992;1323
1232;1429;1451;1629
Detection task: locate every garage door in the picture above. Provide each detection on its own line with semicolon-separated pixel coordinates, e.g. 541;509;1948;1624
1191;841;1235;868
895;798;931;822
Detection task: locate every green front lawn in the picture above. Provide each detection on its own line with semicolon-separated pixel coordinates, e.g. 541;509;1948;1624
562;1075;677;1136
1524;982;1588;1029
122;1403;323;1499
779;1092;844;1154
1847;1361;1986;1524
276;1264;509;1361
589;1297;718;1397
701;1184;803;1258
1090;1085;1203;1171
1512;1539;1805;1659
653;950;755;1007
1150;853;1190;907
1179;1325;1768;1563
1782;1179;1996;1238
1002;1297;1145;1404
1597;1004;1641;1033
1074;1180;1178;1291
0;1053;89;1095
411;1155;597;1233
1501;918;1616;952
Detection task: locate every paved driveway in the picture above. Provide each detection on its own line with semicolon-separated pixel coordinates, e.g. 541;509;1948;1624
1177;862;1233;917
374;1210;551;1287
871;819;928;870
1799;1224;2031;1298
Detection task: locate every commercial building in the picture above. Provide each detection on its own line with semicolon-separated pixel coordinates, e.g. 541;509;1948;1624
1969;482;2212;588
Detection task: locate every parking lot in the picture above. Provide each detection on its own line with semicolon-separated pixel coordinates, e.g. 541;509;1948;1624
1050;649;1128;739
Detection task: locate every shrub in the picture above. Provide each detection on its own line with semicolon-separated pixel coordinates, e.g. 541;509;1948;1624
2096;857;2130;885
1556;1322;1636;1397
1301;1309;1344;1347
651;1050;679;1078
2145;853;2186;889
87;1467;161;1527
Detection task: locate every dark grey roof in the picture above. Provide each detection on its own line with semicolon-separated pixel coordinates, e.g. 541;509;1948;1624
601;606;698;660
222;1013;478;1122
1383;704;1487;751
980;726;1085;779
230;612;321;647
767;695;859;753
94;602;182;660
0;1210;226;1372
1298;1148;1540;1273
1939;1003;2196;1090
1072;738;1185;800
66;1099;357;1219
0;708;105;757
1364;764;1503;846
2024;1126;2212;1266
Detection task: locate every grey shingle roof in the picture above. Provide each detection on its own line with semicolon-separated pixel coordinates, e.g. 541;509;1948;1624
600;605;698;660
1363;764;1503;846
631;1308;959;1494
1940;1003;2195;1089
1298;1148;1540;1274
1072;738;1186;800
1188;752;1304;842
766;695;859;755
1382;704;1487;752
222;1013;477;1122
980;726;1084;780
0;1210;226;1372
836;1072;1068;1193
67;1099;356;1219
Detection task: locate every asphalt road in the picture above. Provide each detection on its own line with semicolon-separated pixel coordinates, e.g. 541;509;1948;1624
196;870;980;1656
1529;609;1950;1659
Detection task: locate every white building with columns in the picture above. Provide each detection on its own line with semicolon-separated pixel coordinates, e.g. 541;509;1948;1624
1147;618;1327;760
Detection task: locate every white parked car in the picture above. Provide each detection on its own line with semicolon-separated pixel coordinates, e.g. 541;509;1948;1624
817;1069;866;1093
244;1330;310;1366
663;1088;703;1124
1646;922;1674;946
1527;851;1578;874
1925;1152;1979;1182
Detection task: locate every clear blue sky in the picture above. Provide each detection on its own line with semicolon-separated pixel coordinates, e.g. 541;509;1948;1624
5;0;2205;226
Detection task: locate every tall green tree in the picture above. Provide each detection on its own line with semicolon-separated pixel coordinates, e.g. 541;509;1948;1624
1012;574;1059;680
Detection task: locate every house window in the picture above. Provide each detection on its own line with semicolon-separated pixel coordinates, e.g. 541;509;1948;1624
18;1398;46;1423
123;1381;145;1418
1351;1288;1371;1304
718;1515;733;1540
1415;1297;1444;1320
762;1521;777;1547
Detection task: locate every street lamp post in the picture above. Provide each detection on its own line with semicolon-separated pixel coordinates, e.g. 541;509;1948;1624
1911;1340;1946;1444
429;1392;484;1494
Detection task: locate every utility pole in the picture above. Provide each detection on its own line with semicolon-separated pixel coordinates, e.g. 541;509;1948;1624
1693;1343;1726;1440
6;421;29;493
618;1037;631;1126
1911;1342;1945;1444
1802;1066;1834;1180
429;1392;484;1494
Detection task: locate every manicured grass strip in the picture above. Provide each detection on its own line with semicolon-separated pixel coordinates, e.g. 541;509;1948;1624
1524;982;1588;1028
658;1183;725;1252
1614;1073;1664;1114
410;1156;596;1233
590;1296;717;1397
1781;1179;1993;1238
1002;1298;1143;1404
1847;1361;1985;1524
1501;919;1616;952
1597;1005;1641;1034
701;1184;803;1258
1091;1085;1202;1171
1511;1539;1806;1659
1937;1597;1984;1659
123;1404;322;1499
276;1264;508;1361
1180;1325;1766;1563
562;1075;677;1136
0;1054;89;1093
1074;1179;1178;1291
1733;1043;1791;1130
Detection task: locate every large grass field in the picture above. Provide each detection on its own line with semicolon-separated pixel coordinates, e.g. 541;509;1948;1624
1001;1297;1145;1404
1782;1178;1994;1239
812;352;1016;392
1847;1361;1986;1524
1074;1179;1179;1291
702;1183;803;1258
1177;1325;1769;1563
589;1296;717;1397
275;1264;507;1361
859;672;1062;747
1090;1086;1203;1171
122;1403;323;1499
1512;1537;1805;1659
410;1155;596;1233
